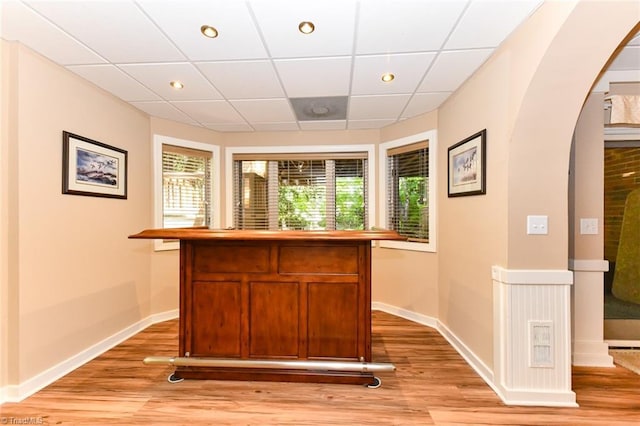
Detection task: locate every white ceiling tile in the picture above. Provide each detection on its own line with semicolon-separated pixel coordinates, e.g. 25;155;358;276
138;0;267;61
351;53;437;95
249;0;357;58
1;1;107;65
356;0;467;54
608;46;640;71
230;99;296;122
25;0;185;63
445;1;542;49
349;94;411;120
8;0;630;133
118;63;222;101
66;65;161;102
274;57;352;97
131;101;199;125
419;49;493;92
252;122;300;132
299;120;346;131
196;61;285;99
203;123;254;132
173;100;246;124
348;119;396;130
402;92;451;119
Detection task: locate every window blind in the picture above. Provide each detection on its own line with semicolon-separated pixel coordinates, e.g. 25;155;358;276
233;155;367;231
162;144;211;228
386;143;428;242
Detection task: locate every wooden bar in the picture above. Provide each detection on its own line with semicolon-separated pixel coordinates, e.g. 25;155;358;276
130;228;404;386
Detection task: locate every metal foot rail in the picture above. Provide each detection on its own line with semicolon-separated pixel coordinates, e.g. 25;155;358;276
143;356;396;373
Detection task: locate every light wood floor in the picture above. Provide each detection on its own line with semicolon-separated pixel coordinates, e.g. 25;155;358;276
2;311;639;425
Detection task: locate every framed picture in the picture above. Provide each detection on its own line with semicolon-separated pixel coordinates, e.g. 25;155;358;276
448;129;486;197
62;131;128;199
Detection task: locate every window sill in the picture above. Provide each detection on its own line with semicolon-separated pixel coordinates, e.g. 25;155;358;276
378;240;435;253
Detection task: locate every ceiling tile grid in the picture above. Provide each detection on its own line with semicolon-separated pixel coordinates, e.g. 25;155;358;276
1;0;556;132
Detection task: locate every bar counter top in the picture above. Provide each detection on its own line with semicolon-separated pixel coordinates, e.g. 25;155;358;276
129;228;405;241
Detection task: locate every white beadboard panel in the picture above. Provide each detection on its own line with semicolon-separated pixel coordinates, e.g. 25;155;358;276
493;266;577;407
504;284;572;389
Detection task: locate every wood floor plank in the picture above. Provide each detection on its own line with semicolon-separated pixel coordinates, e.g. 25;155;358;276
1;311;639;425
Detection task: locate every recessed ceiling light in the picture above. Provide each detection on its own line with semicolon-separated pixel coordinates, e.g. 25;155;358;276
298;21;315;34
200;25;218;38
170;81;184;90
381;73;395;83
311;105;330;116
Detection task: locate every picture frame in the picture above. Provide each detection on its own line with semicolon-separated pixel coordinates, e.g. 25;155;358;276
447;129;486;197
62;131;128;199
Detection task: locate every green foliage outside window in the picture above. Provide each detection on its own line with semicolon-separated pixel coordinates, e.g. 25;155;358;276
277;177;364;230
397;176;428;240
278;184;326;230
336;177;364;230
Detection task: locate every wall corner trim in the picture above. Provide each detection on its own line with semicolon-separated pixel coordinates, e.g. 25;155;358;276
491;266;574;285
3;309;179;404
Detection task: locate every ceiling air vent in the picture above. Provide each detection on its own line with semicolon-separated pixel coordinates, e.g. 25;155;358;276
290;96;348;121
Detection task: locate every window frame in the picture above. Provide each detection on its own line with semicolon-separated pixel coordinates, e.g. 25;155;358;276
153;134;220;251
379;129;437;253
225;144;376;230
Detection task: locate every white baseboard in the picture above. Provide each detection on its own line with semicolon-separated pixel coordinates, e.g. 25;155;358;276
372;302;497;398
372;302;438;328
496;388;578;407
435;321;495;389
373;301;579;407
150;308;179;324
2;309;178;404
572;341;614;367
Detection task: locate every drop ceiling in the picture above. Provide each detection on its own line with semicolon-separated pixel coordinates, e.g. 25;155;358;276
1;0;637;132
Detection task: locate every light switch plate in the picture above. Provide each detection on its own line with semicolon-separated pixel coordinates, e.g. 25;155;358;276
527;215;548;235
580;218;598;235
